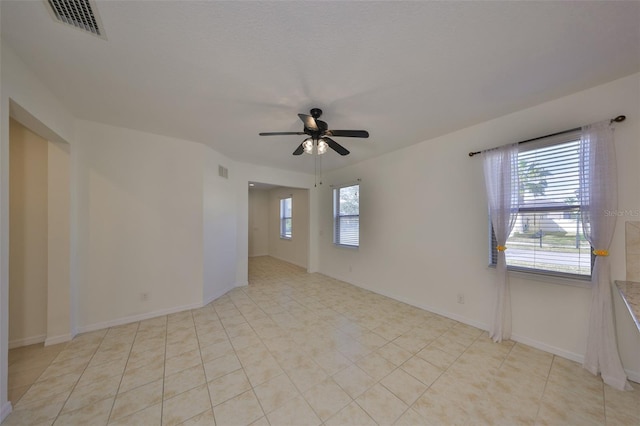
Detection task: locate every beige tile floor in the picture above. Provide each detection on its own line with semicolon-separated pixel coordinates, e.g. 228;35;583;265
4;256;640;425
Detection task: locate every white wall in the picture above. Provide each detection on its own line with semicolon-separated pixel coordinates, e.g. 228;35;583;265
0;40;272;419
247;186;310;268
8;119;48;347
1;27;6;422
0;39;317;421
318;73;640;380
203;149;238;304
74;120;206;331
268;187;309;269
1;40;78;420
248;189;269;257
47;139;71;345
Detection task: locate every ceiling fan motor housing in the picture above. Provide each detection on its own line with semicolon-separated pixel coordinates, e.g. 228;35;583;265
310;108;323;119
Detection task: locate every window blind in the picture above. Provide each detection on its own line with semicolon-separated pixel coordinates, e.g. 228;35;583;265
491;131;593;278
334;184;359;247
280;197;292;239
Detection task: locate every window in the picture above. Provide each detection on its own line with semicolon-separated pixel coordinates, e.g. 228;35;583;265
334;184;359;247
280;197;292;239
490;130;593;279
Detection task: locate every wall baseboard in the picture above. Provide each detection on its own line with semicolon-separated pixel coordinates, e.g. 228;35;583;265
8;334;46;349
321;271;640;385
45;333;73;347
1;401;12;423
372;285;489;332
509;332;584;364
76;283;256;337
625;369;640;385
322;270;490;330
76;302;203;334
269;254;307;270
236;280;248;287
510;334;639;385
203;283;236;306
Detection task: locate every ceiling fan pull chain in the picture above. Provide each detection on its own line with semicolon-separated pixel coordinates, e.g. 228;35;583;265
314;154;318;187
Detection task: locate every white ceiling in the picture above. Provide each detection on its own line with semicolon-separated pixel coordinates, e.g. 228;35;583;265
2;1;639;173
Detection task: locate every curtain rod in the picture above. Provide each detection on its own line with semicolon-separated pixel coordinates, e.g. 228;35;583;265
468;115;626;157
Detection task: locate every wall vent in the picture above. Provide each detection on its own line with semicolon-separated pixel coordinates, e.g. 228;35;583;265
46;0;107;39
218;165;229;179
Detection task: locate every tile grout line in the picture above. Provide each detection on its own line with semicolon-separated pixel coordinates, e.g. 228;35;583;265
159;314;169;425
55;331;109;422
181;307;214;424
9;345;65;409
105;321;142;424
240;278;350;422
533;353;556;424
228;288;276;423
194;305;216;424
210;295;238;425
8;256;629;425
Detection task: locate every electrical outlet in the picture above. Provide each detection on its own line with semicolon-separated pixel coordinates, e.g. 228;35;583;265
457;293;465;304
141;292;149;301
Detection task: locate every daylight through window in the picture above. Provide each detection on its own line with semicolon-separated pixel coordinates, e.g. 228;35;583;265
280;197;292;239
491;130;593;279
334;184;359;247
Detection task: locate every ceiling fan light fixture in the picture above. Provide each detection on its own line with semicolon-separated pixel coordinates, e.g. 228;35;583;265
302;138;314;154
317;139;328;155
259;108;369;157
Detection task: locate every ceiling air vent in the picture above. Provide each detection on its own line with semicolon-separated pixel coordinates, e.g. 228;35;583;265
46;0;107;40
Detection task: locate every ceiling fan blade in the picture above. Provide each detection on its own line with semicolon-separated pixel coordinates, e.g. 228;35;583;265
326;130;369;138
292;144;304;155
298;114;318;131
324;137;350;156
259;132;306;136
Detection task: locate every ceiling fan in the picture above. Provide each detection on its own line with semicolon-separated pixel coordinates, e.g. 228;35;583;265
259;108;369;156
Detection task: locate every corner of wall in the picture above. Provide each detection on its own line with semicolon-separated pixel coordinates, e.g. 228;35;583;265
1;401;13;423
44;333;73;347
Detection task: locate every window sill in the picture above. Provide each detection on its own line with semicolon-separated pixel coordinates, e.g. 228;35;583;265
334;243;359;250
280;236;292;241
488;264;592;288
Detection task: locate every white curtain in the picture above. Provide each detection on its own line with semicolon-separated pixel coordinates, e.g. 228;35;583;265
482;144;519;342
579;121;631;391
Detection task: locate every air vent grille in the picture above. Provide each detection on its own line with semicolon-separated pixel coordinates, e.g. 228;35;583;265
218;165;229;179
47;0;106;39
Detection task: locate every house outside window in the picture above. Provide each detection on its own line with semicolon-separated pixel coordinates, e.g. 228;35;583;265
334;184;359;247
280;197;292;239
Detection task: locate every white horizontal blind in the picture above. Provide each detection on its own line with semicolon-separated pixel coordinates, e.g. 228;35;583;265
492;131;592;278
334;184;359;247
280;197;292;239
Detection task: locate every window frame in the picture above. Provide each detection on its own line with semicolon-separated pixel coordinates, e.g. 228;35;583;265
279;197;292;240
489;131;594;281
333;183;360;248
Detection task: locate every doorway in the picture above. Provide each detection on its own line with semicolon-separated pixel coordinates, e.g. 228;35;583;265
248;182;310;275
9;118;49;349
7;113;72;405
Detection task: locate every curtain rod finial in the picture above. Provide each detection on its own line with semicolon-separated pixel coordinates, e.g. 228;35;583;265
611;115;626;124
